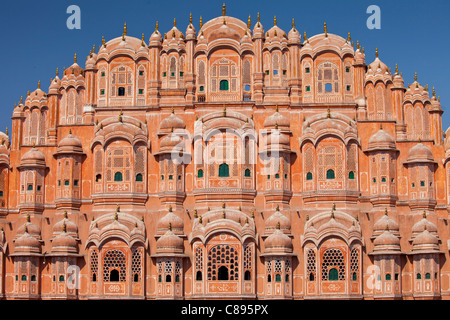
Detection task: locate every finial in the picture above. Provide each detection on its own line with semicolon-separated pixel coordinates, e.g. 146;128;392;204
24;225;28;234
64;210;68;219
276;222;281;230
155;21;159;32
327;108;331;118
414;72;418;82
222;201;226;209
276;204;280;211
375;47;379;58
433;87;436;97
32;141;36;148
63;221;67;233
189;12;193;25
356;40;360;50
347;32;351;42
116;203;120;212
199;215;202;224
56;67;59;77
292;18;295;30
173;17;176;27
385;207;388;215
332;202;336;211
274;16;277;26
123;22;127;35
26;212;31;222
247;15;251;29
222;3;226;16
92;44;96;54
74;53;77;63
141;33;145;46
223;211;226;219
38;80;41;89
199;16;203;29
169;205;172;212
20;96;23;104
395;64;398;74
257;12;260;23
5;127;7;136
423;210;427;219
324;22;327;37
102;35;106;47
223;104;226;117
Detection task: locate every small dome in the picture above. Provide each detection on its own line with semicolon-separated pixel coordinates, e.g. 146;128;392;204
412;229;439;253
51;232;78;254
266;130;290;148
160;133;183;150
265;207;291;232
16;216;41;238
367;128;396;151
52;212;78;236
157;209;184;234
368;52;389;75
264;228;293;254
156;229;184;254
373;229;400;247
264;109;290;129
20;147;46;167
412;213;438;235
160;112;186;131
373;210;399;236
407;142;434;163
14;232;41;254
57;131;83;154
208;22;241;42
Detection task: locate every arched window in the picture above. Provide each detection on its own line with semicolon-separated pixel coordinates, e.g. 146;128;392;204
118;87;125;96
196;271;202;281
328;268;339;281
165;274;172;282
244;270;251;281
425;273;431;280
95;174;102;182
244;169;251;177
385;273;391;281
326;169;335;179
267;274;272;282
133;273;139;282
275;274;282;282
306;172;313;180
110;269;120;282
417;273;422;280
219;80;229;91
218;163;229;177
349;171;355;180
218;266;229;280
309;273;315;281
114;172;123;182
135;173;143;182
59;275;65;282
197;169;204;178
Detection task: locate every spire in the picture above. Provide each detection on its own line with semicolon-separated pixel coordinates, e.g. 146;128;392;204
92;44;96;54
141;33;145;46
222;3;226;16
123;22;127;35
327;108;331;118
274;16;277;26
199;16;203;29
189;12;193;25
102;35;106;47
74;53;77;63
433;87;436;98
257;12;260;23
324;22;328;37
385;207;388;215
63;221;67;233
395;64;398;74
292;18;295;30
56;68;59;77
173;17;176;27
37;80;41;89
423;210;427;219
247;15;251;29
276;222;281;230
168;222;172;231
347;32;351;42
155;21;159;32
415;72;418;82
375;47;379;58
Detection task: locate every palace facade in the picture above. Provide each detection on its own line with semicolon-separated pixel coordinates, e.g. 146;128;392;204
1;8;450;300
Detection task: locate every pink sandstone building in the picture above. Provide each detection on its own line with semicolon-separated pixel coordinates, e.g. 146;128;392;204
0;8;449;300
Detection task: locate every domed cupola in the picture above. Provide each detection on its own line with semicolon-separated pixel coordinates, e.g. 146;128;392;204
263;222;293;256
13;227;41;255
52;211;78;238
411;211;438;240
287;19;301;44
372;226;401;254
159;108;186;133
367;48;389;75
149;21;163;46
49;68;62;94
155;223;184;256
20;146;46;168
16;213;41;239
372;208;400;238
405;142;436;164
156;205;184;236
411;226;440;254
252;12;265;39
367;126;397;152
63;53;84;78
25;80;48;108
263;105;290;130
50;221;78;255
392;64;405;88
56;130;84;155
354;41;365;65
264;205;291;235
185;13;197;40
264;16;287;46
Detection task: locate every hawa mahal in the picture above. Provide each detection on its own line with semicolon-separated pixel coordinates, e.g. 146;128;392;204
0;6;449;300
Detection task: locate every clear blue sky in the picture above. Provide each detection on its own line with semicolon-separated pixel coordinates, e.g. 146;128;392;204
1;0;449;133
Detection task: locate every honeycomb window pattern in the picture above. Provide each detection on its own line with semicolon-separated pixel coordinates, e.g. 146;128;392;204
207;244;239;281
90;249;98;281
103;249;126;282
321;248;345;281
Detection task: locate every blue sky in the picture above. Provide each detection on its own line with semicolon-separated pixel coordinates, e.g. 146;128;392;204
1;0;449;133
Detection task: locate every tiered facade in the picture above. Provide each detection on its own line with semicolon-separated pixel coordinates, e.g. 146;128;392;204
1;8;450;299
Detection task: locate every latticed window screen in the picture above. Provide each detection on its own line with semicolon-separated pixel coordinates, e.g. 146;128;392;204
350;247;359;280
317;62;339;93
103;249;126;282
318;145;343;181
243;244;253;279
198;60;206;85
106;148;131;182
131;248;142;282
210;59;238;92
321;248;345;281
207;244;239;281
307;249;316;280
111;65;133;97
90;249;98;281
